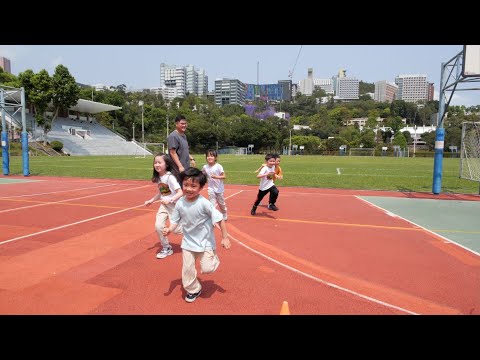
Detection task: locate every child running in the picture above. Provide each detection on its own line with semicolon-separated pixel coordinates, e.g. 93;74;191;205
201;149;228;221
162;167;231;303
250;153;280;215
254;153;283;180
144;153;183;259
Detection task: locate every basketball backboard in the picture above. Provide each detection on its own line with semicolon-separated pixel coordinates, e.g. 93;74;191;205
462;45;480;77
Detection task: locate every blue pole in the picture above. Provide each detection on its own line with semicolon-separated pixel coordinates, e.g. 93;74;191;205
432;128;444;194
22;132;29;176
1;89;9;175
432;61;447;195
21;88;30;176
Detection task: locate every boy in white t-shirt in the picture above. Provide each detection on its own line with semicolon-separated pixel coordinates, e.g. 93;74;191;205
202;149;228;221
250;153;279;216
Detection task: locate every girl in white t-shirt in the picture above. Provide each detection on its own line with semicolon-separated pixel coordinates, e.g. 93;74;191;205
202;149;228;221
145;153;183;259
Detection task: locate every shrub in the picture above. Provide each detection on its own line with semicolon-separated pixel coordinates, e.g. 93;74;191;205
50;140;64;152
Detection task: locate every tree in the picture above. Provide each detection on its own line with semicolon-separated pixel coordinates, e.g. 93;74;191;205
392;131;408;148
19;69;53;144
50;65;80;144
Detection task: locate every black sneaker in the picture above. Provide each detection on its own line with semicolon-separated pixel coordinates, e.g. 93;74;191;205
250;206;257;216
268;204;279;211
185;290;202;303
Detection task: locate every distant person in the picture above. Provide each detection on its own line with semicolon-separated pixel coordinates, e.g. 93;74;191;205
254;153;283;180
162;167;231;303
167;114;195;172
202;149;228;221
250;153;279;216
144;153;183;259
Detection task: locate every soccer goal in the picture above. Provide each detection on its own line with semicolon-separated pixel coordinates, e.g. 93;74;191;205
349;148;375;156
145;143;165;155
460;122;480;185
134;142;163;158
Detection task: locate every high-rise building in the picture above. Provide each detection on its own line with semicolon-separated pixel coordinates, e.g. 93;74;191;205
335;76;359;100
427;82;434;102
0;57;11;73
395;74;428;103
374;80;398;103
298;68;314;96
214;78;246;107
160;63;208;100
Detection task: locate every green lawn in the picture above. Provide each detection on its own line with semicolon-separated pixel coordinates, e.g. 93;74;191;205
4;154;480;194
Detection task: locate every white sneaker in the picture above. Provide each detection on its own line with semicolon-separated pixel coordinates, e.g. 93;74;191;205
156;245;173;259
223;214;228;221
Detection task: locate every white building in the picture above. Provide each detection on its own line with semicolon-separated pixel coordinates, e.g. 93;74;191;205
298;68;314;96
313;78;334;94
395;74;428;103
335;76;359;100
160;63;208;100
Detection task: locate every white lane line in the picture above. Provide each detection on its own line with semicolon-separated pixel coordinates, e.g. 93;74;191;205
0;203;145;246
225;190;243;200
0;184;150;214
0;183;120;199
337;168;341;175
227;232;418;315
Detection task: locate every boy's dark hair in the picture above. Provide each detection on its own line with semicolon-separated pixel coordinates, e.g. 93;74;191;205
175;114;186;123
272;153;281;159
151;153;181;184
205;149;218;158
180;167;207;187
264;153;275;161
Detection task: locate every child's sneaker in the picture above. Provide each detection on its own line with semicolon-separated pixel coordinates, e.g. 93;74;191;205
268;204;279;211
156;245;173;259
185;290;202;303
250;206;257;215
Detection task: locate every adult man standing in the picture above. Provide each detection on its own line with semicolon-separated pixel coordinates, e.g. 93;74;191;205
167;115;195;172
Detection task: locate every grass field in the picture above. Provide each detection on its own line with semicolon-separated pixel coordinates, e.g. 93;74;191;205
4;154;480;194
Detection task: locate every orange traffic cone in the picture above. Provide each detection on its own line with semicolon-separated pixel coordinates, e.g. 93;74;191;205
280;301;290;315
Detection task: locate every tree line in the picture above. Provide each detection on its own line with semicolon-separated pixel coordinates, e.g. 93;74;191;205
2;66;479;154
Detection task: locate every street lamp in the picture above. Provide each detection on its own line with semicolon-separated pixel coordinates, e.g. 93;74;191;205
165;102;170;139
139;100;145;158
413;124;417;157
289;128;293;155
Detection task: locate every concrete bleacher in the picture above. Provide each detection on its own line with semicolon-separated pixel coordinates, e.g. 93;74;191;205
47;117;151;156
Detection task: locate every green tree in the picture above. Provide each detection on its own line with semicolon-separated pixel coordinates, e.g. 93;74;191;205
19;69;53;144
50;65;80;144
392;131;408;148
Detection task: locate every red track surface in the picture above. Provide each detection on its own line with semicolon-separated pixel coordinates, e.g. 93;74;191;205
0;175;479;315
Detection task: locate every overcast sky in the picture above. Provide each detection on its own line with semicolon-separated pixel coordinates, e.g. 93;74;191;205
1;45;476;106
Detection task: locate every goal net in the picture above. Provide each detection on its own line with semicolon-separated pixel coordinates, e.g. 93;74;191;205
349;148;375;156
460;121;480;182
145;143;164;155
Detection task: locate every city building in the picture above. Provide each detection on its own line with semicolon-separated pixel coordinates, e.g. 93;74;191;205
395;74;429;103
0;56;11;73
374;80;398;102
160;63;208;101
245;80;292;102
298;68;314;96
214;78;246;107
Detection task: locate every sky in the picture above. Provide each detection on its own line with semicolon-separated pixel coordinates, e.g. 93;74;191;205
0;45;477;107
